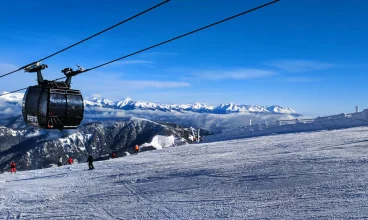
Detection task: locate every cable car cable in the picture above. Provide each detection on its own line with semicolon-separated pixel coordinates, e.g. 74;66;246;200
0;0;170;79
0;88;28;96
0;0;279;97
85;0;279;72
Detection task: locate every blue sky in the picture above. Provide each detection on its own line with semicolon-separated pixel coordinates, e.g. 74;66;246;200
0;0;367;116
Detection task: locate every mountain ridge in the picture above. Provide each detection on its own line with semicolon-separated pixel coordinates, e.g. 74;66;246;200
85;96;298;115
0;91;299;115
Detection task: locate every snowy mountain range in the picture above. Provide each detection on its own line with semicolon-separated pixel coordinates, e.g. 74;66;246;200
0;91;302;132
85;96;298;115
0;91;298;115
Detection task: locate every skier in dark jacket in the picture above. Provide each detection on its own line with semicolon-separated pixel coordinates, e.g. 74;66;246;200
57;156;62;167
86;155;94;170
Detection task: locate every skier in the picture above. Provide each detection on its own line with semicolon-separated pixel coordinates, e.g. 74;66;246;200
10;161;16;173
134;144;139;154
67;157;73;165
111;152;117;159
58;156;62;167
86;155;94;170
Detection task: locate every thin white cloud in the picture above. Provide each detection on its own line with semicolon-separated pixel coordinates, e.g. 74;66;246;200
148;92;245;97
0;31;74;44
91;94;102;98
122;80;190;89
0;63;19;72
113;60;155;65
0;62;37;93
196;68;276;80
281;77;320;83
141;52;179;57
266;59;335;73
72;71;191;100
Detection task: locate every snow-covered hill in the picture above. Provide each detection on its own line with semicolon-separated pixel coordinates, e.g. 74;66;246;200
0;119;199;171
1;127;368;219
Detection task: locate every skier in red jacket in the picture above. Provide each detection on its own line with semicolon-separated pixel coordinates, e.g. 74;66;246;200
67;157;73;165
111;152;117;159
10;161;16;173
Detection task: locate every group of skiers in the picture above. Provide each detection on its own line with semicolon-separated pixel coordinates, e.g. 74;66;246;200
111;144;140;159
58;156;74;167
57;155;94;170
8;144;140;173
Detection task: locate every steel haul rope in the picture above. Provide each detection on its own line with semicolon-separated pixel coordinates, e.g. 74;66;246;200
0;0;170;79
0;0;279;97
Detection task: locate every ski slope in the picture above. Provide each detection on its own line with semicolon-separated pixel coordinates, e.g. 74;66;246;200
2;127;368;219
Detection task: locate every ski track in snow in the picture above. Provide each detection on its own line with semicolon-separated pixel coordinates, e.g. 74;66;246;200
2;127;368;219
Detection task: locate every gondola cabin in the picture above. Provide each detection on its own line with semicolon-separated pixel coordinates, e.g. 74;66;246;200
22;63;84;130
22;84;84;129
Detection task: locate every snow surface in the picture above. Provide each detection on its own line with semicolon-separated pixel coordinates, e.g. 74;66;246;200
2;127;368;219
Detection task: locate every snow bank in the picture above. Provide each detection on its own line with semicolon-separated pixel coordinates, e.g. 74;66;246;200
141;135;175;150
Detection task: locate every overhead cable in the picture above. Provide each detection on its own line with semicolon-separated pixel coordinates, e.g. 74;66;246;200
0;0;170;79
0;0;279;97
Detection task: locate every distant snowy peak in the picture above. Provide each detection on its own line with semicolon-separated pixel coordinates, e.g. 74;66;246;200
171;102;214;112
94;97;114;106
84;97;115;107
212;104;296;114
215;103;241;112
266;105;296;114
116;98;133;107
191;102;211;110
116;98;159;110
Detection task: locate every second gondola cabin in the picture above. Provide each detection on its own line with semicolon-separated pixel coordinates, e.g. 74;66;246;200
22;63;84;130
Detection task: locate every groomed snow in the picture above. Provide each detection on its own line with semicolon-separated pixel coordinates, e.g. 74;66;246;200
2;127;368;219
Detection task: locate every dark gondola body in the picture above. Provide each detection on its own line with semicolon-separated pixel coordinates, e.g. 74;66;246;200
22;63;84;129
